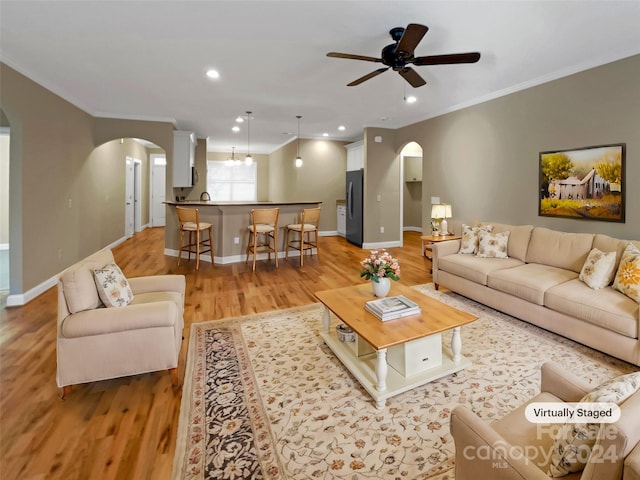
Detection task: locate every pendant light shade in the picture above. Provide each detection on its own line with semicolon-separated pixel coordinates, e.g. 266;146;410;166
245;111;253;165
295;115;303;168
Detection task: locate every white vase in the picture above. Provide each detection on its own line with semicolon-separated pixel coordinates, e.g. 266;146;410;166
372;277;391;297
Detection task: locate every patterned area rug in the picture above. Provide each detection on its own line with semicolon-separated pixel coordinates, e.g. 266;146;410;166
172;284;635;479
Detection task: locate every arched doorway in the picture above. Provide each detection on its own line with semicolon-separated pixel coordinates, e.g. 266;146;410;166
400;141;423;233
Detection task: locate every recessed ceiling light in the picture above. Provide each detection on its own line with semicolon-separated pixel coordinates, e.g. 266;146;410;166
232;126;240;132
206;69;220;79
235;116;244;123
323;133;329;137
338;125;346;131
405;95;417;104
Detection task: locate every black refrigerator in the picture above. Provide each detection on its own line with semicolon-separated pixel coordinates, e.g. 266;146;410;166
346;169;364;247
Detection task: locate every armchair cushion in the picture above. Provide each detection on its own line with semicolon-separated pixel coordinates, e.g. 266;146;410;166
548;371;640;477
61;267;101;313
93;263;134;308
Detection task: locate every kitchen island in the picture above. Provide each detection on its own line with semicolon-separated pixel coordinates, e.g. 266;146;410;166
165;201;322;265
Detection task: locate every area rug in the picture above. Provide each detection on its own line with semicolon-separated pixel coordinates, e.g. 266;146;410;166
172;284;636;480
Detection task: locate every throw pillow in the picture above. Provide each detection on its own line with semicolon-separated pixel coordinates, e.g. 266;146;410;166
613;243;640;303
93;263;134;308
459;224;493;255
61;267;102;313
579;248;617;290
476;230;510;258
547;371;640;477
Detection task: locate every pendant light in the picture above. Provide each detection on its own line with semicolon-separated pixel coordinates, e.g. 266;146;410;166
245;111;253;165
295;115;303;168
226;146;239;166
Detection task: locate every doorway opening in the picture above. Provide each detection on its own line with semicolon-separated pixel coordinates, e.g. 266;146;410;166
400;142;423;236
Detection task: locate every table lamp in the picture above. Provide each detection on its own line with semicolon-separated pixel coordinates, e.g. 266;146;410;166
431;204;452;235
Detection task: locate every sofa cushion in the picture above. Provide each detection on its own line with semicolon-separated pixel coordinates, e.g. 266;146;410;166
593;235;640;267
459;224;493;254
61;268;102;314
545;279;638;338
613;243;640;303
490;223;534;261
477;230;510;258
93;263;134;308
579;248;617;290
548;371;640;477
488;263;578;305
526;228;594;273
438;253;524;285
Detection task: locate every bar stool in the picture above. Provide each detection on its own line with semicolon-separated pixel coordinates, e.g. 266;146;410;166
286;207;321;266
176;206;213;270
246;208;279;271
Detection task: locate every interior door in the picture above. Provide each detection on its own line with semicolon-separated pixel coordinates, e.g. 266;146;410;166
125;156;134;238
151;155;166;227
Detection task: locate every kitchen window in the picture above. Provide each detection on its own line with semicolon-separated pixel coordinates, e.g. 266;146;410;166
206;161;257;201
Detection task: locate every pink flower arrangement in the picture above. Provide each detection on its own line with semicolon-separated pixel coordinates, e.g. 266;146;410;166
360;249;400;283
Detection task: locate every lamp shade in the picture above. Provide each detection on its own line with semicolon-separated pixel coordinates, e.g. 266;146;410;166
431;204;452;219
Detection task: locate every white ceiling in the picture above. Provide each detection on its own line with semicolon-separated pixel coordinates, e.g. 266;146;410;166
2;1;639;154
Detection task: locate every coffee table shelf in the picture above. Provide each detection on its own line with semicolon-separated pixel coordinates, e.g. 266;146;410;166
320;329;471;409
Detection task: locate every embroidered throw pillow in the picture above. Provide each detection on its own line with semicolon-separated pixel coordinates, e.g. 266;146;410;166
476;231;510;258
459;224;493;254
93;263;134;308
579;248;617;290
547;371;640;477
613;243;640;303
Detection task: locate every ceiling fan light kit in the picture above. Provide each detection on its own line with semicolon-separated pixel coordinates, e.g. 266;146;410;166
327;23;481;88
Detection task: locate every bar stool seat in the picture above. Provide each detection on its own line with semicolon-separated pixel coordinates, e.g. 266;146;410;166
176;206;213;270
286;207;321;266
246;208;279;271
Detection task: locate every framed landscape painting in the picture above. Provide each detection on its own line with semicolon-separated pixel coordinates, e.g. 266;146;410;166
539;143;625;222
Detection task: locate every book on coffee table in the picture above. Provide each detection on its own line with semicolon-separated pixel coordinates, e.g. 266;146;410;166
365;295;421;321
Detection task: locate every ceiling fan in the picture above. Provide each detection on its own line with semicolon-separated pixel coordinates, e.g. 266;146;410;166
327;23;481;88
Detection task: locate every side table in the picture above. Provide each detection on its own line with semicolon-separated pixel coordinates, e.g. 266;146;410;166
421;234;462;272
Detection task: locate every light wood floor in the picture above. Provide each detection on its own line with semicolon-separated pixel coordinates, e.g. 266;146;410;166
0;228;431;479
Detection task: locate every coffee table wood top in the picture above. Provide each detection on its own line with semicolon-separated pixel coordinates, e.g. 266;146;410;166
315;283;477;350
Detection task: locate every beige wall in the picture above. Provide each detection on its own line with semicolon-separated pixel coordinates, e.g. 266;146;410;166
394;54;640;241
268;138;348;231
0;63;171;296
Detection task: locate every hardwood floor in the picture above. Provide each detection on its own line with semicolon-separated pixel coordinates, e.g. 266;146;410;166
0;228;432;479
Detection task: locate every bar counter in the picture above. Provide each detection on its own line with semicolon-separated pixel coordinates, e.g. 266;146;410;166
164;200;322;264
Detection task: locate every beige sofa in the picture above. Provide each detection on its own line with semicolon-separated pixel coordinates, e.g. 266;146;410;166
432;224;640;366
57;249;185;397
451;362;640;480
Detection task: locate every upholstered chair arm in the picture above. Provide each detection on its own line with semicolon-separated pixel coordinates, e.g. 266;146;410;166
432;239;461;258
450;405;550;480
60;301;178;338
432;240;461;285
128;275;186;295
540;361;592;402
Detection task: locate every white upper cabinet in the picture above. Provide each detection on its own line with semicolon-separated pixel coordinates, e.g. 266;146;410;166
345;140;364;171
173;131;197;187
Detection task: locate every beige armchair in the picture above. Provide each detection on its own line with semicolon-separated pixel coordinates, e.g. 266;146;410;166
450;362;640;480
57;249;185;398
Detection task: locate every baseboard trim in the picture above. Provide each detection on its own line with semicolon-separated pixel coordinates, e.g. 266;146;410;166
6;235;128;306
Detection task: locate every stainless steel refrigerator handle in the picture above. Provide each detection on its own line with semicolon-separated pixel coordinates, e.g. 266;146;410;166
348;182;353;219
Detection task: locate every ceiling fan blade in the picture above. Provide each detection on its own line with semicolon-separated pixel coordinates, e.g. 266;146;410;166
398;67;426;88
347;67;389;86
413;52;481;66
396;23;428;56
327;52;382;63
